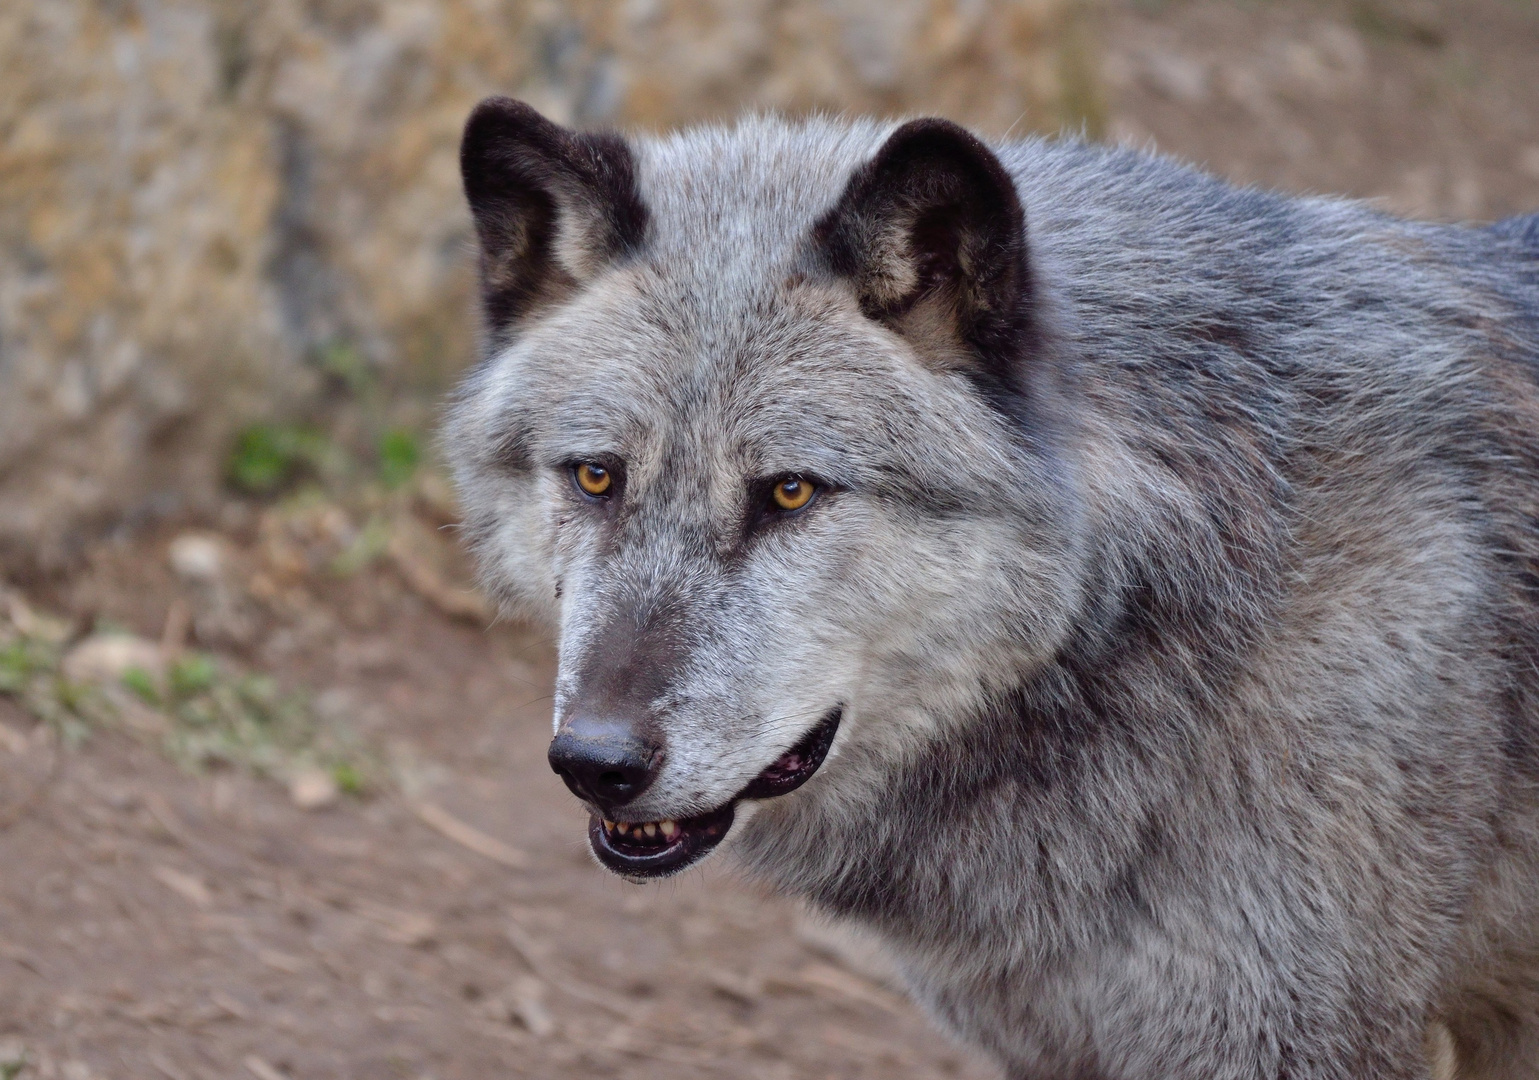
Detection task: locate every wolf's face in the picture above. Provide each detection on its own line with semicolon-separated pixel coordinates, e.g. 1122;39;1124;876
448;102;1085;877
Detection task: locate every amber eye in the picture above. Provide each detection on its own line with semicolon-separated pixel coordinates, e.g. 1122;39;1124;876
770;476;814;512
574;462;612;497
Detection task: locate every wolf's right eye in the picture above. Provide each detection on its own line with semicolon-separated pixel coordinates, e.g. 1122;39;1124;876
574;462;612;497
771;477;814;512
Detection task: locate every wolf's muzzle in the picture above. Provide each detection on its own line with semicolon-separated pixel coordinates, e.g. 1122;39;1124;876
586;706;843;879
547;717;664;812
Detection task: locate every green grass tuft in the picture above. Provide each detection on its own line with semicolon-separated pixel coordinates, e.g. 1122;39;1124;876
121;665;161;705
227;424;336;494
0;639;39;694
169;653;218;698
332;761;364;795
2;605;379;800
318;341;373;395
378;429;421;490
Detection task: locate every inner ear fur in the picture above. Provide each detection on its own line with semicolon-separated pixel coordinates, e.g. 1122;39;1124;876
812;119;1036;378
460;97;649;336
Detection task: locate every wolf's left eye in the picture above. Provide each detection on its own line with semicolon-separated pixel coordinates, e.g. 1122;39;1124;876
769;476;815;513
574;462;612;497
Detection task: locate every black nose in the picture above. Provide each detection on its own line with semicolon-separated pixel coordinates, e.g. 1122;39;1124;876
547;717;663;811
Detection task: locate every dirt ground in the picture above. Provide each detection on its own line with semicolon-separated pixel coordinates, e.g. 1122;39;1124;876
2;2;1537;1078
3;522;990;1080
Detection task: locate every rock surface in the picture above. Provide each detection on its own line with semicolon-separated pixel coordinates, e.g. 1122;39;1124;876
0;0;1078;574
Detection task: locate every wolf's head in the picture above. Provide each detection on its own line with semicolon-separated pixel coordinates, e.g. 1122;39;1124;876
447;100;1086;878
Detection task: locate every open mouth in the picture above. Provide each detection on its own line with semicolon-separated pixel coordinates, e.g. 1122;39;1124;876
588;706;842;879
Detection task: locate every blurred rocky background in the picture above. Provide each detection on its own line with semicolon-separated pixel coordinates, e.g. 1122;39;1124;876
5;0;1536;580
0;0;1084;574
4;0;1536;576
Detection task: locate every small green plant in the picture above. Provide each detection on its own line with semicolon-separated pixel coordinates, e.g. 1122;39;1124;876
121;666;160;705
169;653;218;698
318;341;374;395
0;610;102;745
155;654;377;794
3;598;379;798
332;761;364;795
5;623;373;799
378;428;421;489
0;639;39;694
227;423;337;493
330;514;392;576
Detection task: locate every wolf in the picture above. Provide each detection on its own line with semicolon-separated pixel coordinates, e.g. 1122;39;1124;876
444;97;1539;1079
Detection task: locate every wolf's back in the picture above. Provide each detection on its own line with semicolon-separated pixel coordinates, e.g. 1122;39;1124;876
1492;212;1539;363
1493;211;1539;250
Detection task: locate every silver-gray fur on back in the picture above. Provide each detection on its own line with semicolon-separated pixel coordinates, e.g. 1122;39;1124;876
446;100;1539;1079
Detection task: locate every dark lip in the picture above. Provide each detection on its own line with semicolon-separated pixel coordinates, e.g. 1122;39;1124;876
586;706;842;880
589;802;735;877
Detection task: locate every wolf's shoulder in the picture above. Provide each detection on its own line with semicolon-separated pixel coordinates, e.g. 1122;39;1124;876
1492;212;1539;250
1488;212;1539;305
991;136;1539;377
999;136;1393;275
1486;212;1539;363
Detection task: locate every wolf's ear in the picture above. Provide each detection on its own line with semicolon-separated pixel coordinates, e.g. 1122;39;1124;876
460;97;648;335
812;119;1034;374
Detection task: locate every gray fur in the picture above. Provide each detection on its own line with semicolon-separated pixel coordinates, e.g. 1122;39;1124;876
446;106;1539;1079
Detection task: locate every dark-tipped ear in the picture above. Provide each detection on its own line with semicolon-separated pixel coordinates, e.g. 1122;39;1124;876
812;119;1035;377
460;97;648;337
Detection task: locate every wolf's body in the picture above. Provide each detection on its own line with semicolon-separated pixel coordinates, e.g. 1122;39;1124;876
446;100;1539;1079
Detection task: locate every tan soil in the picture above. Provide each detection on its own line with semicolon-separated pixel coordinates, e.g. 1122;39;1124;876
2;2;1536;1078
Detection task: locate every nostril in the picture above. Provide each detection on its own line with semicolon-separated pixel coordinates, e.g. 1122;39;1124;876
547;721;662;809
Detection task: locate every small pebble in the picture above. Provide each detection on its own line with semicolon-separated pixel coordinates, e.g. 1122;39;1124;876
510;976;555;1037
62;634;165;684
168;533;225;583
288;767;340;810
